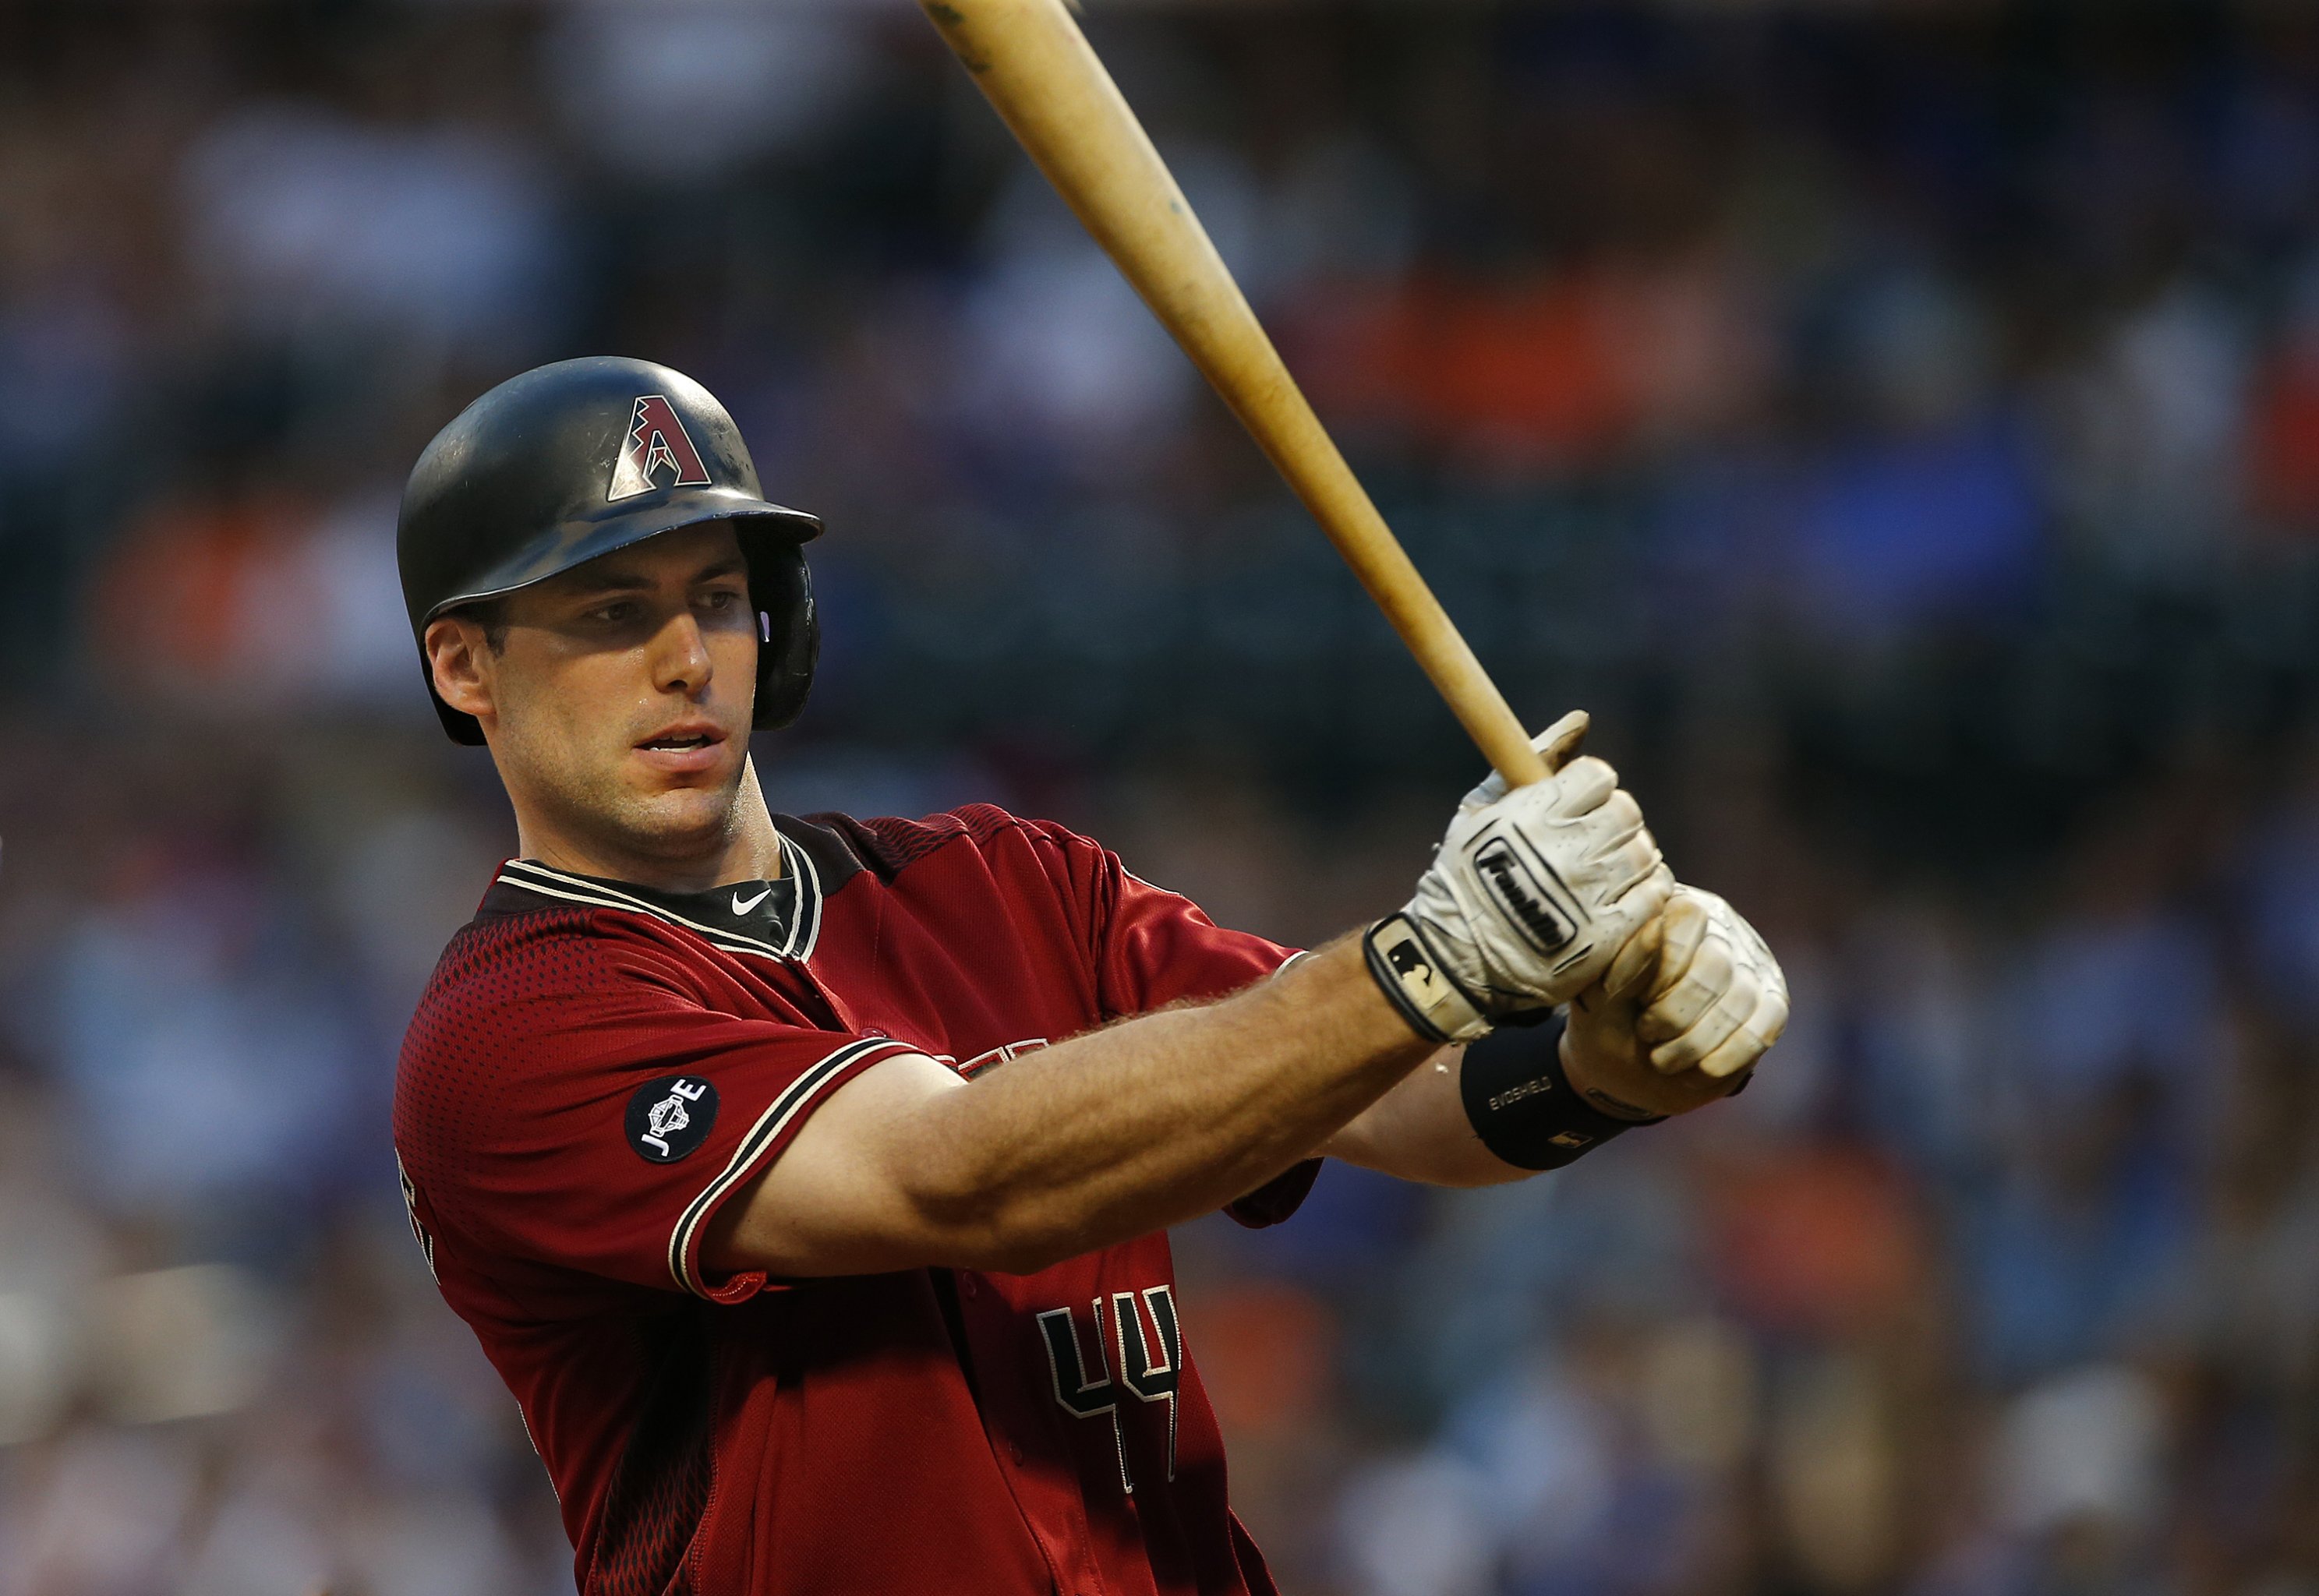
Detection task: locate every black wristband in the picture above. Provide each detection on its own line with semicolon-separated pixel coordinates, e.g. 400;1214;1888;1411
1458;1013;1664;1171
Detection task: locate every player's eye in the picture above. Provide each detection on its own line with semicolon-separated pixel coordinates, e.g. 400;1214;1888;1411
588;599;638;625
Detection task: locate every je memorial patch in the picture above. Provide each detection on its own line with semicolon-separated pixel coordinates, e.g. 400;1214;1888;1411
626;1075;719;1163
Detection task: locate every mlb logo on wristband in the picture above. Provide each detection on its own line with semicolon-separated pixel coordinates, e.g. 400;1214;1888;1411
1364;914;1489;1043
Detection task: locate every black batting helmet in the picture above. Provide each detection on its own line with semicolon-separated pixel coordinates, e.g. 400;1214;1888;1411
397;355;822;746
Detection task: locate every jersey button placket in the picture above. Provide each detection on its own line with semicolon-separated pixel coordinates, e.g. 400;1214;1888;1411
953;1275;1083;1596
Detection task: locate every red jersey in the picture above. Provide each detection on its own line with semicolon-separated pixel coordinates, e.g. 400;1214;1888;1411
392;804;1318;1596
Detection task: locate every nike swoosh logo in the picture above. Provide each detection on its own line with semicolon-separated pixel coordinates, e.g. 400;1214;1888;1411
731;887;772;916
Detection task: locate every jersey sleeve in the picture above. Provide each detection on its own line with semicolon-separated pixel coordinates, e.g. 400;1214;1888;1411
1022;821;1324;1228
396;924;915;1305
1076;847;1299;1018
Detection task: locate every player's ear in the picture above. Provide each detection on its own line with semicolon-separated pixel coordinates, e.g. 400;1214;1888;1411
426;616;497;724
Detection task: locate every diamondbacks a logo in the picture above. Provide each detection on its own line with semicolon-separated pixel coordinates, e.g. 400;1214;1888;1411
607;395;713;502
1472;834;1577;954
626;1075;718;1163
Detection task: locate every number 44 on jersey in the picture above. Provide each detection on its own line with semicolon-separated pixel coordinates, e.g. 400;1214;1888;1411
1037;1286;1182;1494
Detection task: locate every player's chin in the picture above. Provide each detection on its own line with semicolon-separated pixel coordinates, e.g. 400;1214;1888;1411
619;786;741;850
635;752;741;803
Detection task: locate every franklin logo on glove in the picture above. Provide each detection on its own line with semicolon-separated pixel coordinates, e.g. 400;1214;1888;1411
1470;833;1577;954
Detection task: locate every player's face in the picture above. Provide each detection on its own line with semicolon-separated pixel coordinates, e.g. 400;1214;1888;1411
479;523;760;863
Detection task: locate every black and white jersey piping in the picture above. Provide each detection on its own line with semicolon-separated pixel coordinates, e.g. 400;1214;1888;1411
496;832;825;962
663;1033;910;1296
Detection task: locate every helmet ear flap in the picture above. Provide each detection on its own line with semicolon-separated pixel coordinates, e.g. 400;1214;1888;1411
748;540;818;732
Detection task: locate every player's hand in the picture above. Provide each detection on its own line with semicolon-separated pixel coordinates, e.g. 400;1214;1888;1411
1561;885;1789;1118
1367;713;1673;1042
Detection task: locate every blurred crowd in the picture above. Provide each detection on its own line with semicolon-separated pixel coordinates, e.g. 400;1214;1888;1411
5;2;2319;1593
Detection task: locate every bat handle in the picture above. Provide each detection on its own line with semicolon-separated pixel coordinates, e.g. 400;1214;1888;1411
1397;602;1552;789
1488;737;1554;789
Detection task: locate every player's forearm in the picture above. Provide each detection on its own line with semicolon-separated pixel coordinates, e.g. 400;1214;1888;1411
1320;1047;1533;1188
902;934;1432;1272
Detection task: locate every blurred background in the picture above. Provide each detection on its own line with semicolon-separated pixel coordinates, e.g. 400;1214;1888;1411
2;0;2318;1591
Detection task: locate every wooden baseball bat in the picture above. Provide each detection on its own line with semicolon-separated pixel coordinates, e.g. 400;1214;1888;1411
921;0;1550;789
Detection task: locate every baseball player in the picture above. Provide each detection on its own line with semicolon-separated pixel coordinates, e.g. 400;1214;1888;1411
391;357;1787;1596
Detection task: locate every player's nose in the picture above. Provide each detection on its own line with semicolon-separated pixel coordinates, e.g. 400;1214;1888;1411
649;609;716;697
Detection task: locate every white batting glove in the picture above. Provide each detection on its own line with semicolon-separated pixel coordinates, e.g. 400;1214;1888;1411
1634;885;1787;1076
1561;884;1791;1118
1366;712;1674;1043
